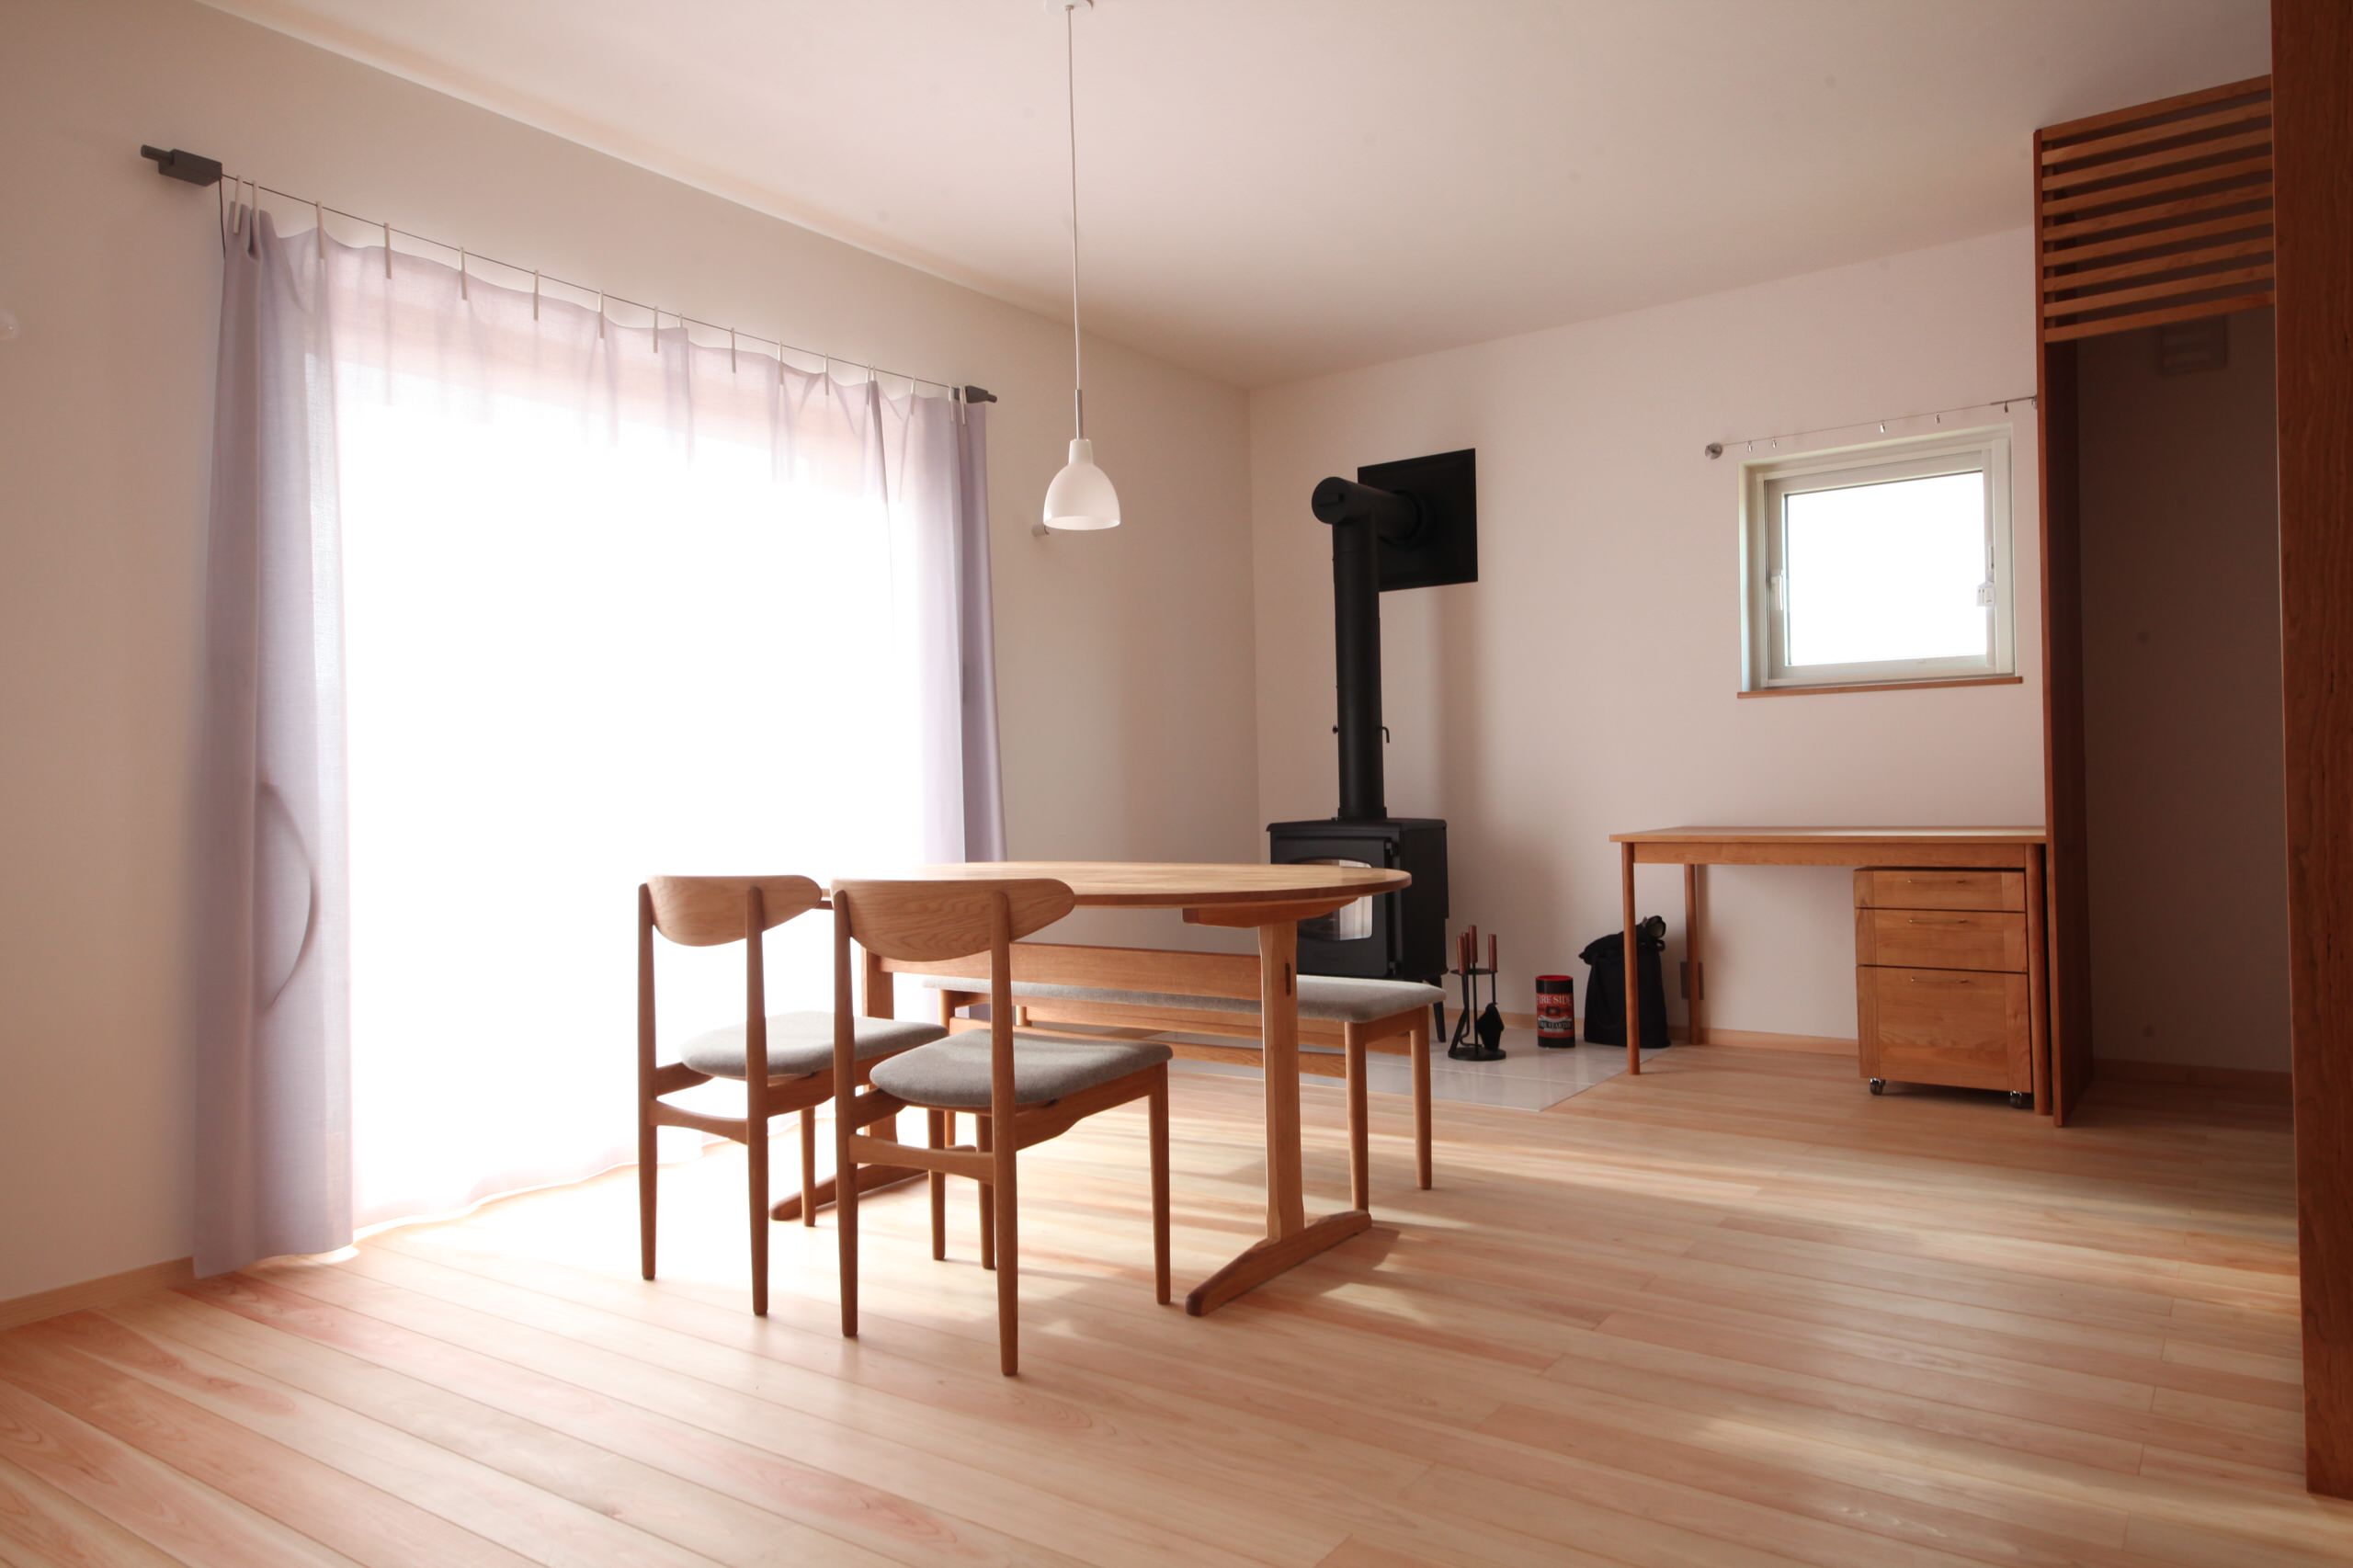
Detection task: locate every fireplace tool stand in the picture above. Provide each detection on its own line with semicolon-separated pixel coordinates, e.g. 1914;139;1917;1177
1448;926;1507;1061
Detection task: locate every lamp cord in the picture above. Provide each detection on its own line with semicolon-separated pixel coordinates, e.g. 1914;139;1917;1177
1065;2;1084;439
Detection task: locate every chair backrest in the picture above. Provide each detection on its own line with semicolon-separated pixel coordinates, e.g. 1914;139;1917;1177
827;878;1075;962
644;875;824;947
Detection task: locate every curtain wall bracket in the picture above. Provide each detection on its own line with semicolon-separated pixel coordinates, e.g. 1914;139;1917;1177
141;145;222;187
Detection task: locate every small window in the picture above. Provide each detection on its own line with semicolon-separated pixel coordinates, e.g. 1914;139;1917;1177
1741;432;2014;692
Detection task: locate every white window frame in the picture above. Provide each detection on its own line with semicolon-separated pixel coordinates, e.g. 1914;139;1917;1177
1740;430;2015;692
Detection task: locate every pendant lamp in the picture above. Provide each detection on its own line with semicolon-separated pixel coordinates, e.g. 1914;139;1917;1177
1041;0;1119;531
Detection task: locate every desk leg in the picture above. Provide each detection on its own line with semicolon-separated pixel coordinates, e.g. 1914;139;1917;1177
1622;843;1641;1075
1684;863;1706;1046
1185;917;1370;1315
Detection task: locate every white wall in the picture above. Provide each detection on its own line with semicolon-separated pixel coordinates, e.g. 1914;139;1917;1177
2078;311;2287;1073
1250;231;2046;1041
0;0;1256;1301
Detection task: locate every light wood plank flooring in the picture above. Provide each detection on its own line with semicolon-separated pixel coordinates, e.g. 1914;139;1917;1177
3;1047;2347;1567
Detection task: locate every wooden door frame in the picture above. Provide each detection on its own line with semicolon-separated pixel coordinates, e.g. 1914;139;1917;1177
2273;0;2352;1501
2032;23;2349;1492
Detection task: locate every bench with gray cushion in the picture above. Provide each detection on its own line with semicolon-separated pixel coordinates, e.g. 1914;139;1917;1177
680;1013;946;1080
912;969;1440;1201
917;974;1442;1026
870;1032;1174;1110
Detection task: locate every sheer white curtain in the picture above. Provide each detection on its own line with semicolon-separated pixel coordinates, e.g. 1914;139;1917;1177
195;208;1001;1263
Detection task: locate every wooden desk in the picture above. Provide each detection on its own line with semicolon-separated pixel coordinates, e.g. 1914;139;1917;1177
1608;828;2052;1113
894;860;1411;1313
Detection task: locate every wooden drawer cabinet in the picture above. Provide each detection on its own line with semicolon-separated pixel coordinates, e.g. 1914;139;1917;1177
1856;869;2034;1106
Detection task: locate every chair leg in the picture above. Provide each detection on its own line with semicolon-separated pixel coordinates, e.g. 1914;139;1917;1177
637;1106;658;1281
799;1108;818;1228
994;1125;1018;1377
836;1103;858;1338
1345;1025;1370;1211
977;1114;996;1271
748;1113;769;1317
928;1109;949;1261
1411;1020;1433;1190
1149;1068;1171;1306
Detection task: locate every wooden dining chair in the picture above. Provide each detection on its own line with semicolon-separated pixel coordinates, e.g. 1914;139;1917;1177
829;878;1172;1374
637;874;947;1315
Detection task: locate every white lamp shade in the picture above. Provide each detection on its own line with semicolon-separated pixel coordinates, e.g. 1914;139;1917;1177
1042;437;1120;530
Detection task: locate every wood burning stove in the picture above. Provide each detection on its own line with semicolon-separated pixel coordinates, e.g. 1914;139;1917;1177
1269;449;1474;988
1267;816;1449;980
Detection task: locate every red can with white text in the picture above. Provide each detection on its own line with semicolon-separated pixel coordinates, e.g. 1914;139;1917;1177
1536;974;1576;1047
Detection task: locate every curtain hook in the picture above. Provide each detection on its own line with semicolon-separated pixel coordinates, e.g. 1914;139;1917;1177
313;200;325;263
729;326;737;374
532;270;541;322
596;291;605;339
228;178;243;236
458;247;469;302
382;221;392;279
654;307;661;354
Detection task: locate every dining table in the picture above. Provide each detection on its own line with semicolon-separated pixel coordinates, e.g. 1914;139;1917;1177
858;860;1415;1314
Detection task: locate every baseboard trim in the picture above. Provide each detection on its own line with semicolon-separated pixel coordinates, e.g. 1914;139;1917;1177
1692;1028;1857;1055
0;1257;196;1332
1499;1013;1855;1055
2097;1058;2291;1096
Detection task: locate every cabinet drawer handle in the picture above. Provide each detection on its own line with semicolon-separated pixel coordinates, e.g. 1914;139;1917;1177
1905;975;1978;986
1904;915;1971;926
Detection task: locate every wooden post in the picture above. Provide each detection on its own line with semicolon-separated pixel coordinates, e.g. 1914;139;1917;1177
1258;919;1307;1237
2275;0;2353;1497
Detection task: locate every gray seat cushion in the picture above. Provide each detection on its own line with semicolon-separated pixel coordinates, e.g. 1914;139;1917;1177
868;1031;1173;1110
915;973;1442;1027
679;1012;946;1080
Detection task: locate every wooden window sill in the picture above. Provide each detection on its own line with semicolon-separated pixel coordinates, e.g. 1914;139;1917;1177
1738;675;2024;699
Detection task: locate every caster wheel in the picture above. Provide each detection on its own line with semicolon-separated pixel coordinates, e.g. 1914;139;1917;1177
2009;1091;2030;1109
1868;1078;1886;1096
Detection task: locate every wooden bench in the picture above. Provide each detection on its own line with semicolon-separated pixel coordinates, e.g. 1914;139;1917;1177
881;943;1437;1203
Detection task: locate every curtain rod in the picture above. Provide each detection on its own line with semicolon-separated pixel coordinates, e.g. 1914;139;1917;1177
139;144;996;407
1705;392;2037;460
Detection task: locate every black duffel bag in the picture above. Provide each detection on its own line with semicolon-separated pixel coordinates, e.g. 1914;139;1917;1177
1580;915;1670;1050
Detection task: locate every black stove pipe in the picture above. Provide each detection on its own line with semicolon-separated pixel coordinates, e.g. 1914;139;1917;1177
1311;477;1423;823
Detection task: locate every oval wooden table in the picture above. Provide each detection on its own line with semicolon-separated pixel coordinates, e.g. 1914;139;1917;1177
893;861;1412;1314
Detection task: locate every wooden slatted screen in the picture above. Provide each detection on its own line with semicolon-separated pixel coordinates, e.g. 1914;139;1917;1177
2036;75;2275;344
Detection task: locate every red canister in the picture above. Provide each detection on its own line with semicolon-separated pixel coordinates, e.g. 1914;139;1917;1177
1536;974;1576;1047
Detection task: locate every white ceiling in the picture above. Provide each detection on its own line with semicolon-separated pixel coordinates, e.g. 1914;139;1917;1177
203;0;2271;388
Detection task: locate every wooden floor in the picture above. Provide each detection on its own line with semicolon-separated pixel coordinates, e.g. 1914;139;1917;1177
3;1047;2347;1567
